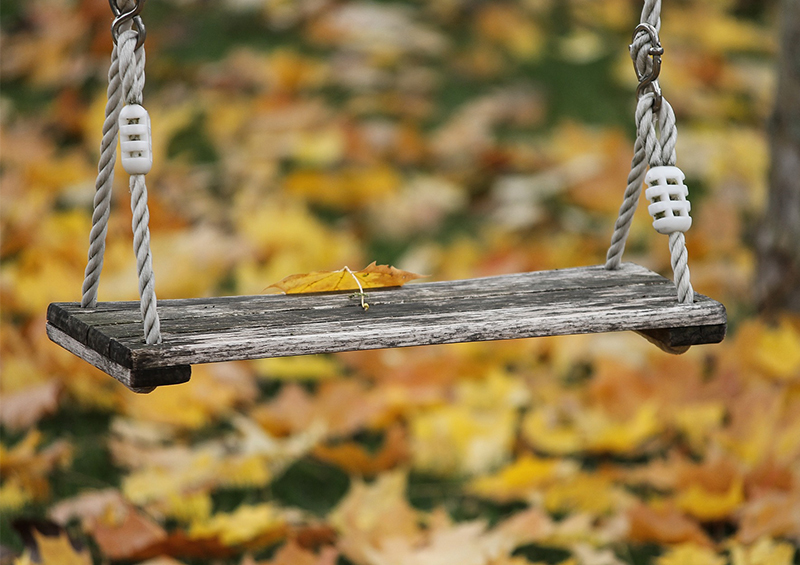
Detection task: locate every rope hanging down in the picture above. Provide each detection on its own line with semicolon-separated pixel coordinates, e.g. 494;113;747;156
605;0;694;304
81;0;161;343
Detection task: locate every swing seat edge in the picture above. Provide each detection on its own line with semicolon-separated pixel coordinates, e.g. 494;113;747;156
46;263;726;391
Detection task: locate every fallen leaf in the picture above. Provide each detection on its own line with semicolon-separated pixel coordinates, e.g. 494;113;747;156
544;473;632;516
627;502;712;546
329;470;422;564
243;539;339;565
0;380;61;431
570;543;627;565
188;503;287;548
655;543;726;565
134;558;188;565
737;488;800;543
267;261;425;294
49;489;128;526
675;477;744;522
89;504;168;560
0;477;33;511
30;529;91;565
468;453;578;503
728;537;796;565
410;404;517;476
312;423;409;476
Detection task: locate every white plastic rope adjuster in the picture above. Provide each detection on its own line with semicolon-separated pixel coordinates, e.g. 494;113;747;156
119;104;153;175
645;165;692;234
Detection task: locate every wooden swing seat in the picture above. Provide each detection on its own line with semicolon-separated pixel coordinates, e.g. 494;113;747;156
46;262;726;392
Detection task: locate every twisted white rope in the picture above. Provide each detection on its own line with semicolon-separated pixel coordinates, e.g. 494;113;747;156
81;44;122;308
81;21;161;343
605;0;694;304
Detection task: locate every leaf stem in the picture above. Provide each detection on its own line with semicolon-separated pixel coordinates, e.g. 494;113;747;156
343;266;369;310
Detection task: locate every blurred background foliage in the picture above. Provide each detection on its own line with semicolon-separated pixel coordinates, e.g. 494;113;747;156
1;0;799;563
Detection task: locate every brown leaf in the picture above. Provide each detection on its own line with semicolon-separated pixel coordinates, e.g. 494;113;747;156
267;262;425;294
287;523;338;551
89;505;168;560
130;531;236;560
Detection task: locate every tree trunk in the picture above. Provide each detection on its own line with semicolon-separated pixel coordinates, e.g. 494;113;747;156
755;0;800;315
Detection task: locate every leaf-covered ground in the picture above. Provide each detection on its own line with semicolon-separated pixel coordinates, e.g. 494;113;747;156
1;0;799;563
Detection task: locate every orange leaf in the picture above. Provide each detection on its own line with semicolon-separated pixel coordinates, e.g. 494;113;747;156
244;539;339;565
628;502;712;546
312;423;409;476
267;262;426;294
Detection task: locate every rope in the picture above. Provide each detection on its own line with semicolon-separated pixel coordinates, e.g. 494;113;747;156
81;19;162;343
81;45;122;308
605;0;694;304
119;30;161;343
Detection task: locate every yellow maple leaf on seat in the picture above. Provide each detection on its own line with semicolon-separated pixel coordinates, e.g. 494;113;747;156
267;262;426;294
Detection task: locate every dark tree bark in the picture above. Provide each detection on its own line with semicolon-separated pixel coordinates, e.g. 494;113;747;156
755;0;800;315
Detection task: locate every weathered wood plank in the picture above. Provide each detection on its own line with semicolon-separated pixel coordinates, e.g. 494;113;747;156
46;324;191;392
46;263;727;384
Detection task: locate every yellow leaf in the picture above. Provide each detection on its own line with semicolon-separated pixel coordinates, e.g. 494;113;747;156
584;404;661;454
522;404;661;456
283;165;401;208
543;473;631;516
31;530;92;565
161;491;213;524
268;262;426;294
0;477;33;511
252;355;342;381
749;319;800;380
676;477;744;522
410;404;517;476
656;543;726;565
217;454;272;489
468;454;577;503
521;408;583;456
671;403;725;451
189;503;286;546
120;365;255;430
729;537;795;565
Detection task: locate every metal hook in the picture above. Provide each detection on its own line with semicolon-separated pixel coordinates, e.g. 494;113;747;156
111;0;147;50
630;23;663;112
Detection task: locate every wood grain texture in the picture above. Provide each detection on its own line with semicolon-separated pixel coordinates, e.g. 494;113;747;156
46;324;191;392
47;263;726;385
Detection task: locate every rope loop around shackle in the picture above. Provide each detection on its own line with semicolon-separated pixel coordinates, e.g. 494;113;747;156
110;0;147;50
631;23;663;112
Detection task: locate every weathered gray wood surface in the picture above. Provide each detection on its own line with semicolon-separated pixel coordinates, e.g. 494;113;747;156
47;263;726;390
